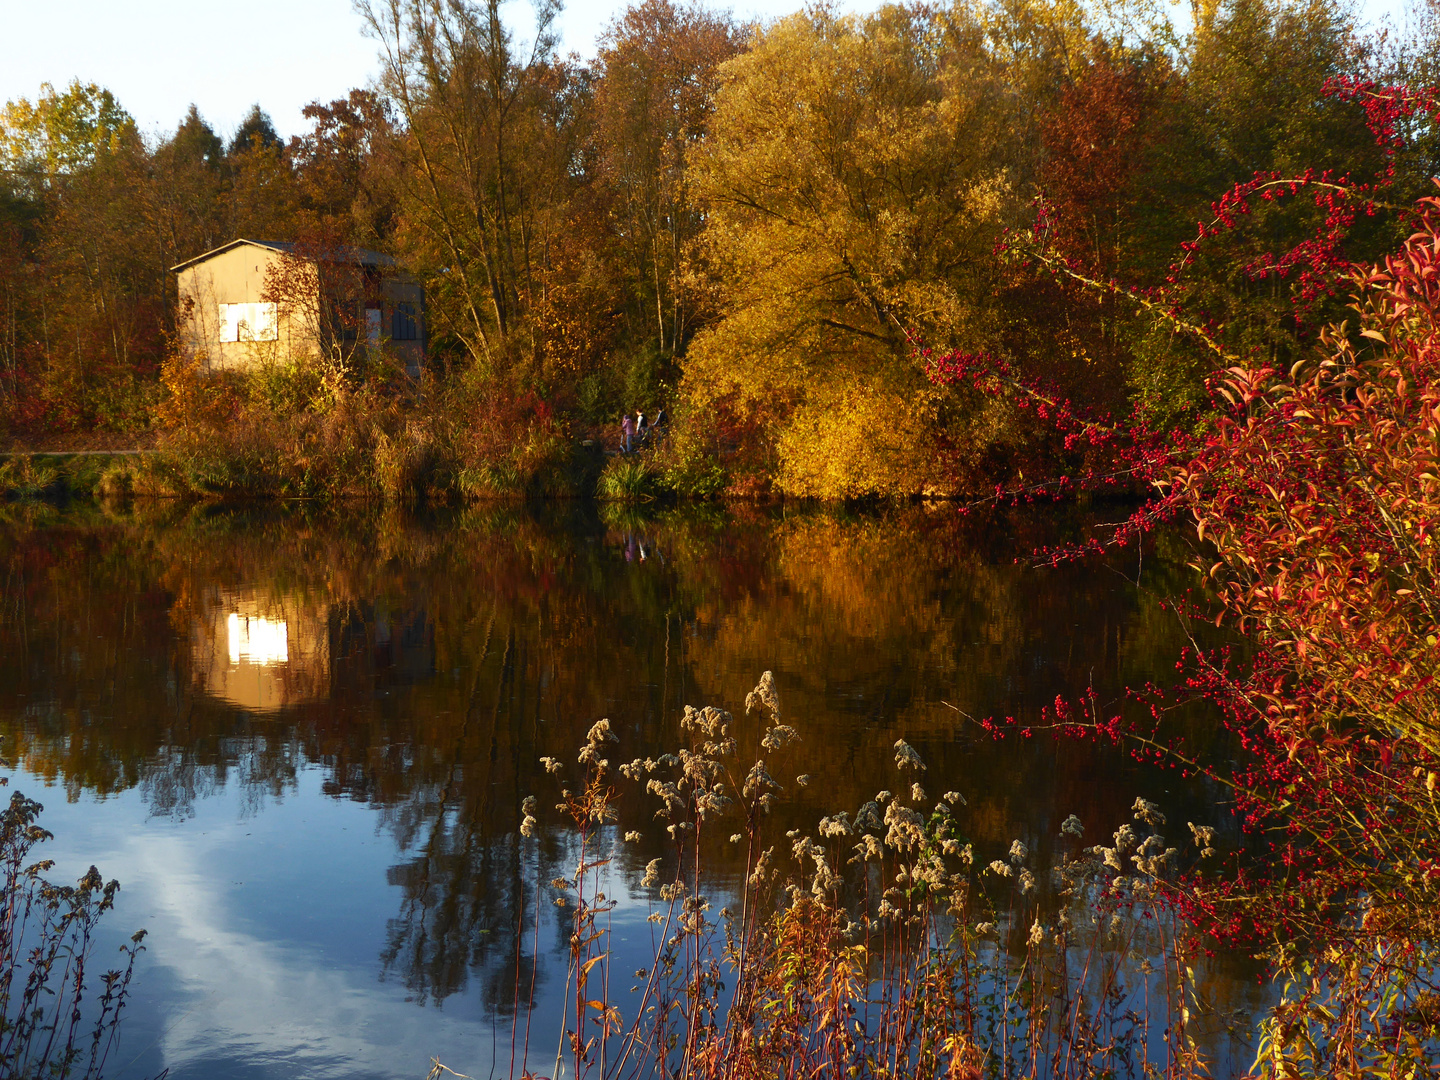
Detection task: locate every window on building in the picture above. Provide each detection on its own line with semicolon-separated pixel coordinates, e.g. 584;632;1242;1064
392;302;419;341
218;302;277;343
247;302;278;342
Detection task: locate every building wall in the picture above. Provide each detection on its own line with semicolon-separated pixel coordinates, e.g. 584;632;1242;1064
380;276;426;376
176;245;319;372
176;243;426;375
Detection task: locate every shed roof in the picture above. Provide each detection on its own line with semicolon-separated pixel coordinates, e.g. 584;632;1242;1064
169;238;398;273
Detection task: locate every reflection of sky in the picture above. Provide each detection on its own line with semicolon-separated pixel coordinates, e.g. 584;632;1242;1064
0;753;1265;1080
1;765;528;1080
227;614;289;667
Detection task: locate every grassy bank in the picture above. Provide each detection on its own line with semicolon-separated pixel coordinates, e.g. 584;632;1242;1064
0;444;728;505
0;452;150;502
2;365;749;505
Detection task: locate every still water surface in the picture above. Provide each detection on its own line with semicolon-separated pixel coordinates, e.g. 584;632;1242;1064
0;501;1261;1078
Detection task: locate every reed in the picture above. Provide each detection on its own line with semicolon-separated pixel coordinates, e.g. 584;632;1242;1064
481;672;1210;1080
0;780;147;1080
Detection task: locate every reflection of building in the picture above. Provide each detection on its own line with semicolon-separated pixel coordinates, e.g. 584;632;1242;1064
191;589;333;712
188;587;436;713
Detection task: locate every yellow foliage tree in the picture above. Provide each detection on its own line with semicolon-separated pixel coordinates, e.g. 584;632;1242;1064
680;3;1030;497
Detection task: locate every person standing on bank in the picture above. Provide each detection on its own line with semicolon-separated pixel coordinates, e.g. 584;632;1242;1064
636;411;648;447
621;411;635;454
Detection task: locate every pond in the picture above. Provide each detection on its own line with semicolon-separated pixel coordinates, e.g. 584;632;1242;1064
0;500;1265;1078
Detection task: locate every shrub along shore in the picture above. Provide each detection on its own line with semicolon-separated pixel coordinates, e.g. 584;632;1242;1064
0;425;733;504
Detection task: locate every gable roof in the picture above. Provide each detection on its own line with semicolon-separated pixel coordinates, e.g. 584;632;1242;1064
170;238;398;273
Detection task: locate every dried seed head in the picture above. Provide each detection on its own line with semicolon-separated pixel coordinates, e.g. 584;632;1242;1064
855;834;884;861
761;724;799;752
855;801;883;831
1188;821;1217;858
745;671;780;718
747;845;775;887
681;704;733;739
1131;797;1165;828
1111;823;1138;855
619;759;647;781
893;739;927;772
1131;833;1171;876
883;802;925;852
742;760;780;802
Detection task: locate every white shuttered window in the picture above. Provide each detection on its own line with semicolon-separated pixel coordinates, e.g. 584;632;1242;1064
217;302;278;343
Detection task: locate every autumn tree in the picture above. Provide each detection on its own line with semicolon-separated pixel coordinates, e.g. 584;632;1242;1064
148;106;230;289
680;3;1025;497
288;90;399;245
358;0;587;378
592;0;742;374
0;80;133;188
0;81;162;430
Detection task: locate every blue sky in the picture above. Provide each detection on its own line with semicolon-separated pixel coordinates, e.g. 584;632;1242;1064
0;0;1417;142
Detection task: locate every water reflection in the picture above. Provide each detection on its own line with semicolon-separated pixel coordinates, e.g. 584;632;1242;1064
199;594;313;710
228;612;289;665
0;501;1260;1077
186;583;437;715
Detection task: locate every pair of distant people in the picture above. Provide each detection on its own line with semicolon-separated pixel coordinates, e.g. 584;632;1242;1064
620;407;667;454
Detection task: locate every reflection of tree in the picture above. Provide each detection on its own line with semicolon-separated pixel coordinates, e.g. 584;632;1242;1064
378;622;532;1005
0;499;1231;1006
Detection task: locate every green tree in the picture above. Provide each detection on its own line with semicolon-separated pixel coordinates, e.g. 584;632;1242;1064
0;80;134;190
228;103;282;157
149;105;229;266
